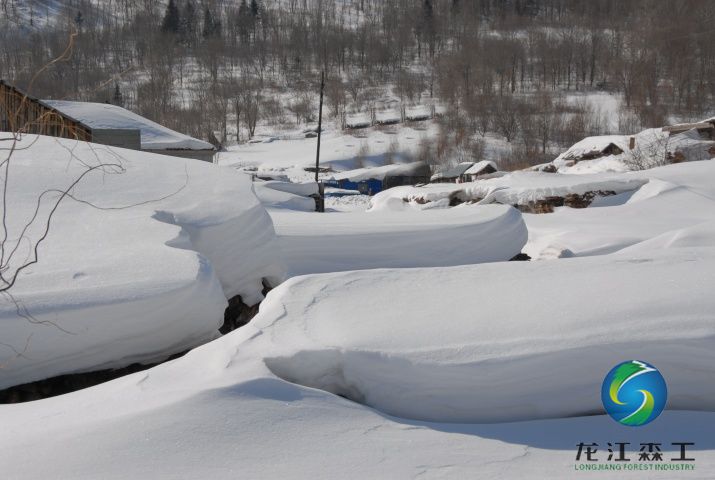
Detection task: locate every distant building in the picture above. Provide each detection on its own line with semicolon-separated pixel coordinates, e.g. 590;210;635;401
430;161;497;183
325;161;431;195
663;118;715;140
0;80;216;162
463;161;498;182
556;136;626;164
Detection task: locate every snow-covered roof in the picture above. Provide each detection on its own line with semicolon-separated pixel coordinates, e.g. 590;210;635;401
42;100;215;151
437;162;474;179
330;161;428;182
463;160;497;175
556;135;628;162
431;161;493;181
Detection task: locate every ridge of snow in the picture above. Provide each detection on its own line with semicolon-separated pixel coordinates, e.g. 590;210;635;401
0;134;284;389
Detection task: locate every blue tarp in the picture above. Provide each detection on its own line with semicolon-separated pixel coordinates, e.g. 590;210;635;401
326;178;383;195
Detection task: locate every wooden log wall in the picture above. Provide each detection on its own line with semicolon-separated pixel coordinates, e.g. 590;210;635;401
0;82;91;141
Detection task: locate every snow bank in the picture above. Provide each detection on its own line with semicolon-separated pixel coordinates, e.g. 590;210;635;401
259;246;715;423
42;100;215;151
253;180;318;211
1;155;715;478
269;205;526;276
0;134;284;389
371;171;647;211
525;160;715;258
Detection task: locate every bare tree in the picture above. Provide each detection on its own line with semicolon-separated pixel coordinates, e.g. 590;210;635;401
494;96;519;143
625;131;671;171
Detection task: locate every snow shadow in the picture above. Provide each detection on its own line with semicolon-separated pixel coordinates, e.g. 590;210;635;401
386;410;715;452
265;345;715;451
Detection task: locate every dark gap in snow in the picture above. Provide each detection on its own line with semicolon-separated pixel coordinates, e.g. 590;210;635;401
515;190;618;214
220;280;273;334
0;351;188;404
0;279;274;403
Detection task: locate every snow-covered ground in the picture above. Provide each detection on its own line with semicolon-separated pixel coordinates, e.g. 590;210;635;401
218;124;439;182
525;160;715;259
1;206;715;477
0;134;283;390
2;123;715;478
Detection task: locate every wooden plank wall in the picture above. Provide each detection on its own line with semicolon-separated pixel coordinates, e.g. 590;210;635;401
0;82;91;141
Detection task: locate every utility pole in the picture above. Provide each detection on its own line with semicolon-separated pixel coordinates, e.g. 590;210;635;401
315;70;325;182
315;70;325;212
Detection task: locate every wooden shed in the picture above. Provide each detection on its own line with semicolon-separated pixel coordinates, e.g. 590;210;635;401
1;80;92;142
430;161;497;184
1;80;216;162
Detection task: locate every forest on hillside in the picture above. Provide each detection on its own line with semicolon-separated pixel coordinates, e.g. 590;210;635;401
1;0;714;168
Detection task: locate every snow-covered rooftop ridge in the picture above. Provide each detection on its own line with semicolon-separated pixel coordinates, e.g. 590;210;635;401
42;100;215;151
555;135;629;161
464;160;497;175
432;161;474;180
330;161;428;182
431;161;497;181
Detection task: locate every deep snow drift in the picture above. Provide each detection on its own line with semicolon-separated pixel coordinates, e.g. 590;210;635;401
269;205;527;276
0;134;284;390
525;160;715;258
2;133;715;478
261;247;715;423
1;160;715;476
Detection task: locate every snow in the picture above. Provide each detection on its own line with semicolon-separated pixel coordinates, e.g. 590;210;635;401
405;104;432;120
555;134;628;162
524;160;715;259
371;171;647;210
253;180;318;212
2;124;715;477
0;134;283;390
463;160;498;175
374;109;401;124
42;100;215;151
430;161;474;181
552;128;714;174
329;161;427;182
2;169;715;476
344;113;371;129
217;123;441;182
261;248;715;423
269;205;527;276
325;192;372;212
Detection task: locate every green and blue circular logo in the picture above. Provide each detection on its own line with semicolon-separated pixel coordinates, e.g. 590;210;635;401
601;360;667;427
